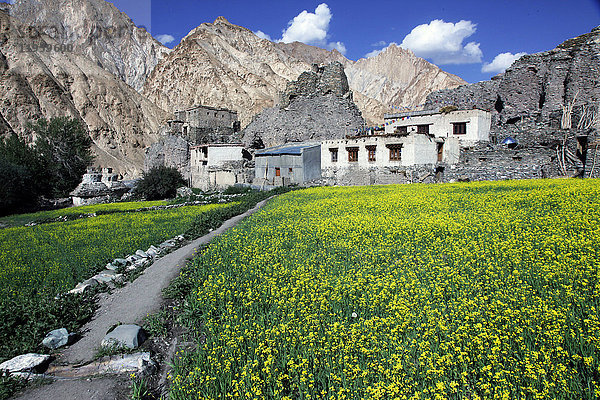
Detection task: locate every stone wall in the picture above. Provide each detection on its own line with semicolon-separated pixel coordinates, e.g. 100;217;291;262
144;134;190;179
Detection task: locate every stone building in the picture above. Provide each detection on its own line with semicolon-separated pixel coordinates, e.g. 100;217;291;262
383;108;492;147
145;104;244;187
190;143;250;190
254;143;321;187
173;105;241;144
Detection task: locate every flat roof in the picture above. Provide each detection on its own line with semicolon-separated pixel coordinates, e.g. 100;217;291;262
256;142;320;156
384;107;488;120
177;105;238;114
190;143;244;149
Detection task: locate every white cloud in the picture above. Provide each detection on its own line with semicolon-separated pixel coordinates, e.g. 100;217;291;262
281;3;331;44
482;52;527;73
365;48;383;58
400;19;483;64
327;41;347;55
155;34;175;45
371;40;387;47
254;30;272;41
279;3;346;54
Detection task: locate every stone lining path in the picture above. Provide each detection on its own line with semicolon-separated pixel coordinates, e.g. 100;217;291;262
13;197;272;399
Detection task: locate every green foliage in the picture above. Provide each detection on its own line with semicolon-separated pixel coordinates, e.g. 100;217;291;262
0;374;28;400
0;135;47;215
0;117;93;215
143;310;170;337
0;292;96;362
29;117;93;197
135;166;186;200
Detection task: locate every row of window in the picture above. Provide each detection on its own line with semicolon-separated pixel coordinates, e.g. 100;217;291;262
274;167;293;176
329;144;403;163
394;122;467;135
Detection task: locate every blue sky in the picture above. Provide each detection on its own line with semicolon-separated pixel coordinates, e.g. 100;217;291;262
113;0;600;83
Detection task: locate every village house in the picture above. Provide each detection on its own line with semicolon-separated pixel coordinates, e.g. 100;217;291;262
254;143;321;187
190;143;249;190
383;108;492;147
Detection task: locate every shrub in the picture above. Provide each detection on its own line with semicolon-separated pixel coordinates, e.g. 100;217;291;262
135;166;185;200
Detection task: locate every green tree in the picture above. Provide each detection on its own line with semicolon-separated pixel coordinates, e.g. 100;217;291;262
29;117;93;197
135;165;185;200
0;134;47;215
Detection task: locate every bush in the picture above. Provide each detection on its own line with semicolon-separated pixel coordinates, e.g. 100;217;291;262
135;166;185;200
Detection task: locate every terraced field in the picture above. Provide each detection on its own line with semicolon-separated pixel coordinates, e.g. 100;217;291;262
170;179;600;400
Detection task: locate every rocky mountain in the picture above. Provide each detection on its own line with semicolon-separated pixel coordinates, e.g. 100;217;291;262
143;17;465;127
0;9;169;176
426;26;600;143
8;0;170;91
241;62;365;148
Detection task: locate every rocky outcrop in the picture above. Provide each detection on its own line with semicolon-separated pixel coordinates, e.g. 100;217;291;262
241;62;364;147
0;10;169;177
426;26;600;134
143;17;465;127
144;134;190;175
8;0;170;91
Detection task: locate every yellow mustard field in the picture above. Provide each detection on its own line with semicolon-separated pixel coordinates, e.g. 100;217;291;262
171;179;600;400
0;202;233;299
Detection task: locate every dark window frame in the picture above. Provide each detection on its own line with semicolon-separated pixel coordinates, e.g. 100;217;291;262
347;147;359;162
453;122;467;135
366;145;377;162
330;148;338;163
387;144;403;161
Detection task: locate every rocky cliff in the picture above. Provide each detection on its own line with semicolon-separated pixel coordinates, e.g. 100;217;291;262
8;0;170;91
0;10;169;176
426;26;600;141
143;17;465;127
241;62;364;148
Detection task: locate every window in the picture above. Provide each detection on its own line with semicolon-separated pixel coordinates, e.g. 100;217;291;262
289;168;293;174
453;122;467;135
347;147;359;162
388;144;402;161
330;148;338;162
366;145;377;162
275;168;281;177
396;126;408;134
417;125;430;134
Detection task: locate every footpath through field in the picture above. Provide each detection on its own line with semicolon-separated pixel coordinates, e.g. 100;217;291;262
13;197;273;400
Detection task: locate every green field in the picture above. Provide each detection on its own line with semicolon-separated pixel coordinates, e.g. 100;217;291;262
0;201;236;361
169;179;600;400
0;199;169;228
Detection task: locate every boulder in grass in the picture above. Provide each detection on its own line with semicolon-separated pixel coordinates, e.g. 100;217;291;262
0;354;51;373
68;278;98;294
105;263;119;271
113;258;130;266
135;250;149;259
101;325;146;350
42;328;74;350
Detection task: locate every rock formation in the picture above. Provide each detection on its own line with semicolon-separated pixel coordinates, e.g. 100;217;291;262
426;26;600;143
0;9;169;176
143;17;465;127
8;0;170;91
241;62;364;148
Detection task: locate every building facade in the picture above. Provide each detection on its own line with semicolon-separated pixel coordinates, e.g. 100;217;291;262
254;143;321;187
384;108;491;147
190;143;249;190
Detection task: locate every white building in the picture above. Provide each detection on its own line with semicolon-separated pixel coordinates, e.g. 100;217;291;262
254;143;321;187
321;134;460;170
384;108;491;147
190;143;247;190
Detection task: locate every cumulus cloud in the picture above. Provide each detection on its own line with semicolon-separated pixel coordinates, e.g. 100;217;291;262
254;30;272;41
482;52;527;73
155;34;175;45
327;41;347;55
371;40;387;47
279;3;346;54
400;19;483;64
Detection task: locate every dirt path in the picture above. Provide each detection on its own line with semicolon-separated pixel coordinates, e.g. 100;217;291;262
13;197;272;399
